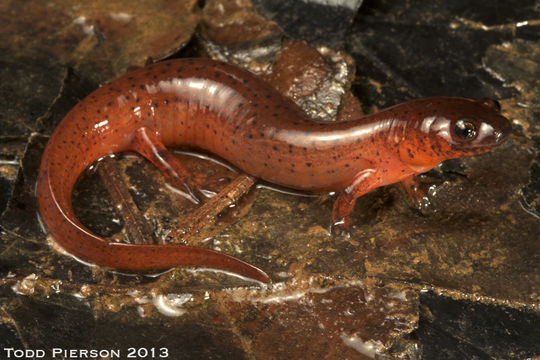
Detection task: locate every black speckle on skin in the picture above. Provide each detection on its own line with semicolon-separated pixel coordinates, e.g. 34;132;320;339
306;162;312;167
273;145;278;151
107;101;112;106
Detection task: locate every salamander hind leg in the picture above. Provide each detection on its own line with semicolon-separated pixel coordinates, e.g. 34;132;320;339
330;169;380;235
131;127;206;203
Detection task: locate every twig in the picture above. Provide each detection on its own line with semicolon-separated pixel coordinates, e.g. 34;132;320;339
98;157;155;244
166;174;256;244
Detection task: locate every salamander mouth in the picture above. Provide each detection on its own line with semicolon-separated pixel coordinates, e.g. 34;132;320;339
451;142;500;154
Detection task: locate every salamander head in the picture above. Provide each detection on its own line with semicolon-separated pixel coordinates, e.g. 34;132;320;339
399;97;512;168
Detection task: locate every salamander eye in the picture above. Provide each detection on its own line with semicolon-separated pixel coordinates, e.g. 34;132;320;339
454;119;477;141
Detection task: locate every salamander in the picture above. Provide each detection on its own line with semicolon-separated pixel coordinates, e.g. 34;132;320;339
37;58;512;283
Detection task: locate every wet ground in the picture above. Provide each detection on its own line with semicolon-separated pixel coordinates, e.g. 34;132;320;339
0;0;538;359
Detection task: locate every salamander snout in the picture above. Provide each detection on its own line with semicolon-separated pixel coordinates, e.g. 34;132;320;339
448;98;512;152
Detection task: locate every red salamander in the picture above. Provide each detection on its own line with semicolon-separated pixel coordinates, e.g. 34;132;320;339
37;58;512;283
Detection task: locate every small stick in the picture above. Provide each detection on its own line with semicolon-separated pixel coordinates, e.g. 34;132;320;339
98;157;155;244
166;174;256;244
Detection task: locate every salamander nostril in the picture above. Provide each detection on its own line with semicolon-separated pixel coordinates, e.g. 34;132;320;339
478;98;501;112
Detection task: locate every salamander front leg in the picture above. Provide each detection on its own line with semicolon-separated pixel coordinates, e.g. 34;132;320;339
330;169;380;234
400;176;434;214
131;127;205;203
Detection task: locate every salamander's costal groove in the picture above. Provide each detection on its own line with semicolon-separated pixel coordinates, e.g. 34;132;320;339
37;58;512;283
